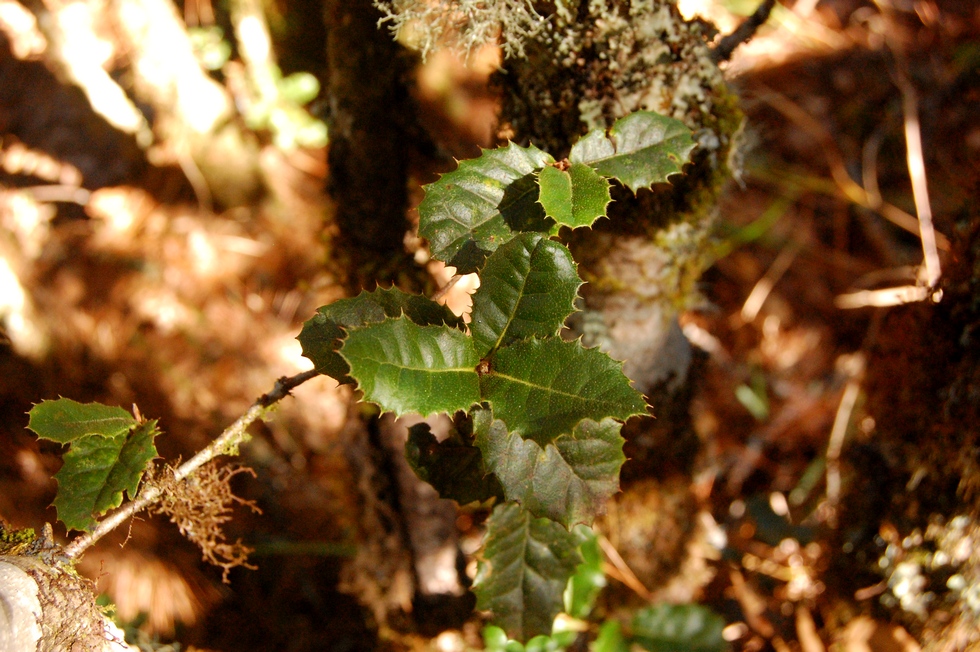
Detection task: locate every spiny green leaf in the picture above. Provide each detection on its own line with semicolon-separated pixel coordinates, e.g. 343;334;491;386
537;163;612;229
631;604;727;652
340;317;480;417
569;111;695;193
470;234;581;358
28;399;136;444
405;422;503;505
480;338;646;446
418;142;555;273
473;502;582;641
298;287;465;384
474;410;625;527
52;419;160;532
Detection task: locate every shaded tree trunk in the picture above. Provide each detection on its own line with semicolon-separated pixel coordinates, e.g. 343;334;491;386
324;0;416;291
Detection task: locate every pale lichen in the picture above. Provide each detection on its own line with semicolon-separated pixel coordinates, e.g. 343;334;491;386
875;515;980;648
372;0;550;59
492;1;741;392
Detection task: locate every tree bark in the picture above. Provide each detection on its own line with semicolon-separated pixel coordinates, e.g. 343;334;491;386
324;0;417;291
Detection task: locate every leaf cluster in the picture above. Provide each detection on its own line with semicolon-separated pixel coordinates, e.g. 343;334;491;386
298;111;697;639
27;399;159;533
19;111;706;644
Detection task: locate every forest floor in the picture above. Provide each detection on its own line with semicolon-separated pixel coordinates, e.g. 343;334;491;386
1;1;979;651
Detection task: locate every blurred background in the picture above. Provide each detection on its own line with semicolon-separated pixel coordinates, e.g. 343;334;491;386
1;0;978;649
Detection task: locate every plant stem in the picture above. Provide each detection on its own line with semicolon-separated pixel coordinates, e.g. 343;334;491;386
62;369;319;560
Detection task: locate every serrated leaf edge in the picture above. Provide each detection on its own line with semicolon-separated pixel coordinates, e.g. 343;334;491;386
338;316;481;418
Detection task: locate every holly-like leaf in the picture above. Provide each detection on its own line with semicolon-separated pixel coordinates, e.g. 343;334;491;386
470;234;581;358
473;502;582;641
405;422;503;505
28;399;136;443
631;604;727;652
537;163;612;230
480;338;646;446
569;112;695;193
418;143;555;273
474;410;625;527
51;420;160;532
298;287;465;384
340;317;480;417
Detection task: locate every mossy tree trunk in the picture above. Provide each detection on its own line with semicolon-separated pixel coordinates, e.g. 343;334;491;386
495;0;742;593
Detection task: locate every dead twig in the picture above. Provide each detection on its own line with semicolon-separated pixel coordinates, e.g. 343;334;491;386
431;273;462;302
597;535;654;601
836;1;943;307
741;239;802;322
754;86;949;253
711;0;778;63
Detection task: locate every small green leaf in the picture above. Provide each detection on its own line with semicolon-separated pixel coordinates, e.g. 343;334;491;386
526;633;575;652
480;338;646;446
484;626;526;652
298;287;464;384
470;234;581;358
592;621;629;652
340;317;480;417
474;410;626;527
52;420;160;532
278;71;320;105
28;399;136;443
631;604;727;652
565;525;606;619
405;422;503;505
418;143;555;273
474;502;582;641
537;163;612;229
569;112;696;193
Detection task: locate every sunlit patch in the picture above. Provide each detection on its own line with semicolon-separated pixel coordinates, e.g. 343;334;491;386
428;259;480;321
1;140;82;186
97;551;217;636
269;332;310;372
130;287;195;335
0;256;46;359
55;2;147;136
434;630;465;652
86;187;153;250
0;0;46;58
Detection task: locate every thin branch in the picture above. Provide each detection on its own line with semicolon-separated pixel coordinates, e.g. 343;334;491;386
21;185;91;205
597;535;654;601
755;86;950;252
63;369;319;559
741;239;802;322
835;284;930;309
711;0;777;63
890;31;941;288
834;3;943;307
825;355;864;523
431;273;462;302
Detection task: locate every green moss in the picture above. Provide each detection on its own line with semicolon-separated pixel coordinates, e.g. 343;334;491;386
0;525;38;556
